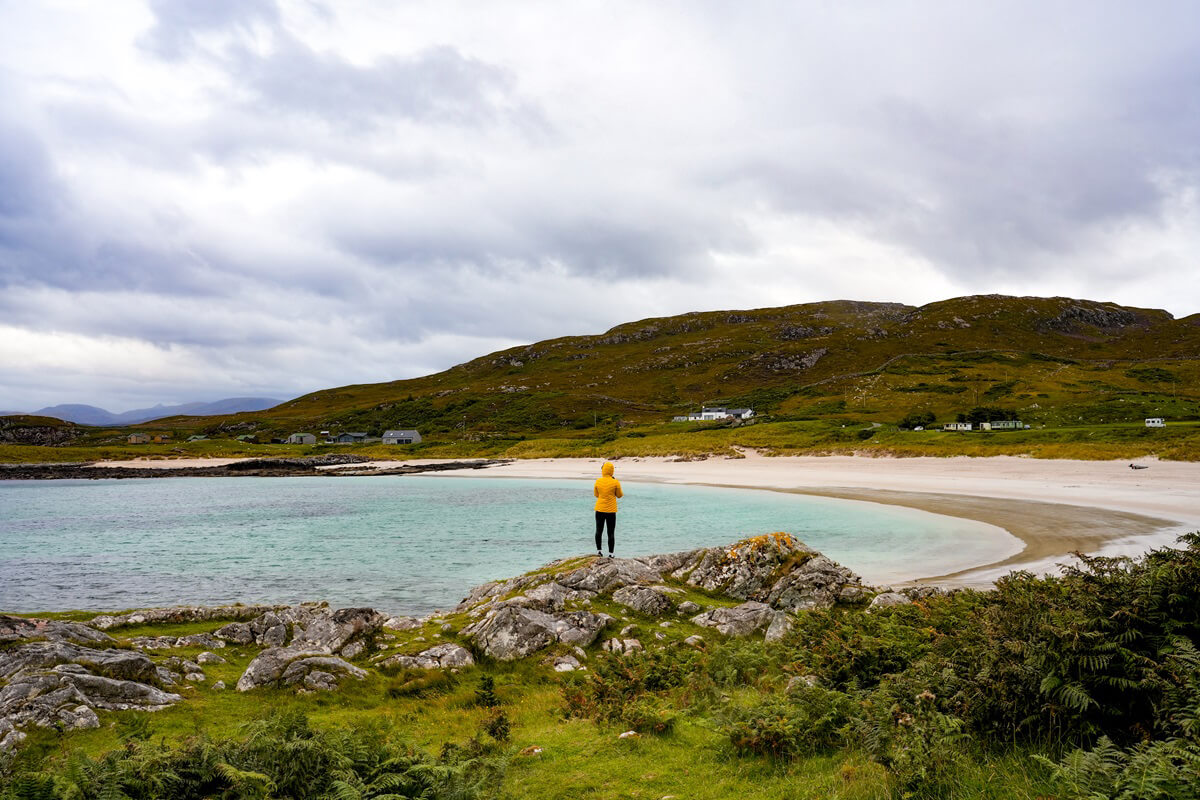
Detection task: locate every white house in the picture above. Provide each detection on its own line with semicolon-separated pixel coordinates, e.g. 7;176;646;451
383;429;422;444
980;420;1022;431
684;407;755;421
1145;418;1165;428
943;422;972;432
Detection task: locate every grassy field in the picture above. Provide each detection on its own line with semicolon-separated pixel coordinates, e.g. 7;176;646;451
3;606;1054;800
2;418;1198;464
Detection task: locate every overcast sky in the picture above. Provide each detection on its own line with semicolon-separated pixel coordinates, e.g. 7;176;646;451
2;1;1199;411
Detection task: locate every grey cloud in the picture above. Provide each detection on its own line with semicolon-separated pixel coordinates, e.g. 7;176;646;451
139;0;281;60
233;39;525;129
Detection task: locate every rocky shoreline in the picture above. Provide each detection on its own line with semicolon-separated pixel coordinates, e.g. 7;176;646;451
1;533;934;756
0;457;510;480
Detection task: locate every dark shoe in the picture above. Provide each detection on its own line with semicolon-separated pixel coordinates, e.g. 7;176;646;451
597;550;603;557
607;553;614;558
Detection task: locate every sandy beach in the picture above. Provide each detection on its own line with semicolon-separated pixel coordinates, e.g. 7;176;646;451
449;454;1200;586
91;453;1200;587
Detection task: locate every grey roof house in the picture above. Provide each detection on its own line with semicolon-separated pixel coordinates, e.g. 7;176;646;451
335;432;369;443
383;429;422;445
287;432;316;444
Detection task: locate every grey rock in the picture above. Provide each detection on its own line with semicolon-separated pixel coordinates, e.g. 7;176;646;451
294;608;386;655
552;655;581;672
786;675;820;692
196;651;226;665
612;585;674;616
461;605;611;661
89;604;299;631
340;640;366;660
236;647;329;691
602;638;643;655
379;643;475;671
0;642;158;683
155;667;180;685
677;535;866;612
869;592;913;609
676;601;702;615
764;612;793;642
177;633;226;649
303;671;337;691
691;602;778;638
0;615;114;646
214;622;254;645
384;616;423;631
620;625;637;637
212;680;226;690
279;657;366;689
128;636;179;650
260;624;288;648
184;672;206;683
509;581;595;612
556;558;661;593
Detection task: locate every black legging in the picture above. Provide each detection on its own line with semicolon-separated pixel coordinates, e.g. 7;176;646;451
595;511;616;553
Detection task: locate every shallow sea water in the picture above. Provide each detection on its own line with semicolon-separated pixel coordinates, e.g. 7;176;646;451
0;475;1021;615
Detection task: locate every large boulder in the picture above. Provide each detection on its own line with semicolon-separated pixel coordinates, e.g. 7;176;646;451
460;605;612;661
0;642;159;684
218;606;386;657
1;663;180;739
90;604;300;631
556;558;661;593
235;647;333;691
0;615;114;647
674;534;865;612
379;644;475;671
690;602;783;638
611;585;674;616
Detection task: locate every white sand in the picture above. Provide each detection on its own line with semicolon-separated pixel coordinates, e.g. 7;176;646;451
455;454;1200;586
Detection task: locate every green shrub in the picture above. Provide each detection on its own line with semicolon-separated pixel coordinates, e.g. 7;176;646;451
722;686;856;760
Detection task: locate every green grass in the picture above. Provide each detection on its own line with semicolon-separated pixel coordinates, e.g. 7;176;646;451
3;614;1055;799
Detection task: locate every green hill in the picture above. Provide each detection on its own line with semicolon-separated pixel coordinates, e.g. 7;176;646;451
4;294;1200;461
215;294;1200;432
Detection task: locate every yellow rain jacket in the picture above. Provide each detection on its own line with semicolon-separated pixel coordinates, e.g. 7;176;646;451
593;462;623;513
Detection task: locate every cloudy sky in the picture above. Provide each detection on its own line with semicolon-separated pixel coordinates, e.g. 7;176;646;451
2;1;1199;411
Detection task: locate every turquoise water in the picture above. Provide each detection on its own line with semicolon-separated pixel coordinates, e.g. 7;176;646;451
0;476;1019;615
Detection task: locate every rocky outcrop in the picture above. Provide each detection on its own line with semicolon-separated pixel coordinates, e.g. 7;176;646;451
460;606;612;661
691;602;785;638
217;606;384;655
91;604;307;631
0;619;183;754
612;585;674;616
379;644;475;671
0;615;114;646
232;607;386;691
669;533;865;612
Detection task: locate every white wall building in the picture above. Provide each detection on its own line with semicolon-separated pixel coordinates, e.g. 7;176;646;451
1145;418;1165;428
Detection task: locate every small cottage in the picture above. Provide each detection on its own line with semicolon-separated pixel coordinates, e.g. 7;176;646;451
1145;418;1165;428
335;432;369;444
287;432;316;445
151;434;172;444
383;429;422;445
127;433;150;444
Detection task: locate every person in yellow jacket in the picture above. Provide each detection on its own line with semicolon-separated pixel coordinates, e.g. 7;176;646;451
593;461;623;558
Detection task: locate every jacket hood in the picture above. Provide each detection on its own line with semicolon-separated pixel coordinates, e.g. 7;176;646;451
601;461;615;477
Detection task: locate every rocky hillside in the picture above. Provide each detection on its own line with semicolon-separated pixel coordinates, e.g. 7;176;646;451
158;294;1200;438
1;534;921;756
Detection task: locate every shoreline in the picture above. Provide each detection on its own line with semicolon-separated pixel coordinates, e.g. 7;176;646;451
450;454;1200;587
6;453;1198;588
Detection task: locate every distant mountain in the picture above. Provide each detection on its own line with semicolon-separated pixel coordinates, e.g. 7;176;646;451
27;398;283;426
